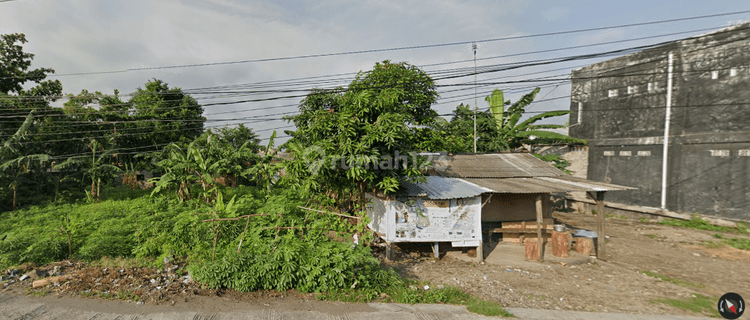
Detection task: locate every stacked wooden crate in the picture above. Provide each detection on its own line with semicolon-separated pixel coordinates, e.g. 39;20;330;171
501;219;554;244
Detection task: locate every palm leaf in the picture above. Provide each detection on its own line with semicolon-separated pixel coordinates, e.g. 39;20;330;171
504;87;540;129
516;110;571;131
527;124;569;130
2;110;35;153
0;154;50;170
485;89;505;128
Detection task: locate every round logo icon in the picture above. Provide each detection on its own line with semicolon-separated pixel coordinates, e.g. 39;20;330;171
718;292;744;319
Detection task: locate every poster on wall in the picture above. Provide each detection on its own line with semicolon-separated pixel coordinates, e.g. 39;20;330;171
390;197;479;243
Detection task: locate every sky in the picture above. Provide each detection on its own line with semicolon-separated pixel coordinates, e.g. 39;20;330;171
2;0;750;144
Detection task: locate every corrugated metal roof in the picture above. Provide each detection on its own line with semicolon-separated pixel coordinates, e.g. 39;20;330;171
428;153;564;178
546;176;636;192
463;176;635;194
400;176;492;199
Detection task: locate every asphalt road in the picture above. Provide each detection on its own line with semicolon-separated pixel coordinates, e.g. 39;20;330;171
0;292;714;320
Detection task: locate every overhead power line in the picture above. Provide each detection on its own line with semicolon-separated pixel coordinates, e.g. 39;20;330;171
2;22;747;109
1;10;747;80
3;22;750;146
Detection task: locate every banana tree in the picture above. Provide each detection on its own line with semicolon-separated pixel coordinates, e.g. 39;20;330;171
56;139;121;202
0;154;49;210
243;131;283;198
487;88;585;150
0;110;50;210
189;141;227;204
149;143;197;202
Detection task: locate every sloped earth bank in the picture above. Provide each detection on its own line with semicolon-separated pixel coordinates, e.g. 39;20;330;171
0;261;372;315
384;211;750;318
2;211;748;318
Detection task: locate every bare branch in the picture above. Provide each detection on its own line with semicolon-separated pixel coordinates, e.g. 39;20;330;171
298;206;362;220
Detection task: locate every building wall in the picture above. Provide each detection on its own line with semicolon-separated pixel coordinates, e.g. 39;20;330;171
531;144;589;179
481;193;551;222
570;23;750;220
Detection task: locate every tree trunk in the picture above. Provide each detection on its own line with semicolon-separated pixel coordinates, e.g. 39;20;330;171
12;185;16;211
358;181;366;210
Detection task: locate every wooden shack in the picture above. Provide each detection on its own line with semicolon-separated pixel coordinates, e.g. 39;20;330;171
368;152;634;262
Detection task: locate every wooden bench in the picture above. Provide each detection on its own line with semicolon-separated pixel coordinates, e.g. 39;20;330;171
483;227;552;245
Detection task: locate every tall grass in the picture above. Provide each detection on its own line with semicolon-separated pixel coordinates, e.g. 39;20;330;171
0;185;512;316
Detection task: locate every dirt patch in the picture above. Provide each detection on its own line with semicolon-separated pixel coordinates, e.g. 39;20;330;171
1;260;374;315
377;211;750;317
696;245;750;261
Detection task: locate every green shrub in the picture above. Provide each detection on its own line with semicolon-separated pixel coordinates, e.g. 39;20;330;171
191;236;384;293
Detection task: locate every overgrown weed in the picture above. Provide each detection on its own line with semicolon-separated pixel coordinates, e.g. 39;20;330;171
660;214;749;235
640;271;705;289
651;294;720;318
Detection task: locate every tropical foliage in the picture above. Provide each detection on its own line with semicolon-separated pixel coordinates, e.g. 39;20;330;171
443;88;584;153
283;61;437;211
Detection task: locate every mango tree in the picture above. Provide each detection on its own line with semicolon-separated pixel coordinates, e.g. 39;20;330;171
283;61;437;212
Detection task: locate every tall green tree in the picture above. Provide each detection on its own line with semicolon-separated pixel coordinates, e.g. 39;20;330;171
127;79;205;146
0;33;60;95
0;33;63;132
283;61;438;210
0;33;61;210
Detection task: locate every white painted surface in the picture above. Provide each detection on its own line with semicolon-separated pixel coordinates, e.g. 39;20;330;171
661;52;674;210
367;195;482;244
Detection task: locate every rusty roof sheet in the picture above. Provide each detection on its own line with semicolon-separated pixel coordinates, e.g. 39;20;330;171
427;153;564;178
400;176;493;200
463;176;635;194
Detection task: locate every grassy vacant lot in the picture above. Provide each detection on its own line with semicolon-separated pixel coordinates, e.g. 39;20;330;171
0;186;510;317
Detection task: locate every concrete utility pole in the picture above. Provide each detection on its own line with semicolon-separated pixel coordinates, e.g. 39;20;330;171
661;52;674;210
473;42;478;153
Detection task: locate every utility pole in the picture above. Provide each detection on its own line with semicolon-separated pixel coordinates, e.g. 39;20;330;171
660;52;674;210
473;42;478;153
